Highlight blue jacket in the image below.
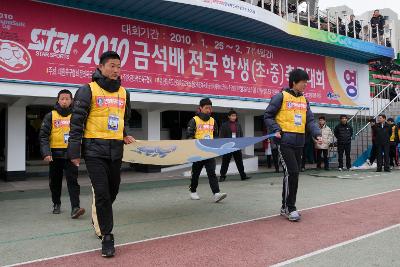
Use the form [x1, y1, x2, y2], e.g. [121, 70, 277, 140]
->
[264, 88, 321, 147]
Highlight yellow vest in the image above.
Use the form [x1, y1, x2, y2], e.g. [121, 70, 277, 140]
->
[84, 82, 126, 140]
[275, 91, 307, 133]
[194, 116, 215, 139]
[390, 125, 396, 142]
[50, 110, 71, 148]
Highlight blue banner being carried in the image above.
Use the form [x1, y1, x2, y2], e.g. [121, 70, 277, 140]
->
[123, 134, 275, 166]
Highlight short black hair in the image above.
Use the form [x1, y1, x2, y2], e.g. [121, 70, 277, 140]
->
[199, 98, 212, 107]
[378, 114, 386, 119]
[387, 118, 394, 122]
[339, 115, 348, 119]
[318, 116, 326, 120]
[228, 109, 237, 116]
[99, 51, 121, 65]
[57, 89, 72, 100]
[289, 69, 309, 88]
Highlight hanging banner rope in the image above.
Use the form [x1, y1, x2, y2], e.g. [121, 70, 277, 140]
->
[123, 134, 276, 166]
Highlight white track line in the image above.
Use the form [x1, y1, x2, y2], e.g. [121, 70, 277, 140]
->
[271, 224, 400, 267]
[6, 188, 400, 267]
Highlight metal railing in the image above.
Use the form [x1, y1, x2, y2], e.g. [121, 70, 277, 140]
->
[246, 0, 392, 47]
[326, 83, 396, 166]
[348, 84, 400, 164]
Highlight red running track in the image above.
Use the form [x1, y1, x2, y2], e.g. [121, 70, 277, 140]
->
[20, 190, 400, 267]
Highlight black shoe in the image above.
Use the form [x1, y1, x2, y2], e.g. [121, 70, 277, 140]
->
[301, 168, 305, 172]
[324, 168, 330, 171]
[101, 234, 115, 257]
[376, 169, 382, 172]
[384, 169, 391, 172]
[241, 176, 251, 181]
[219, 176, 226, 182]
[52, 204, 61, 214]
[71, 207, 85, 219]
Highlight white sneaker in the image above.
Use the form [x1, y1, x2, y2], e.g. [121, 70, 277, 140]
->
[338, 168, 343, 171]
[190, 192, 200, 200]
[366, 159, 371, 166]
[213, 192, 227, 203]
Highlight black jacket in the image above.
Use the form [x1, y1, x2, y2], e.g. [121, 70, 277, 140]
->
[370, 15, 385, 30]
[39, 103, 72, 159]
[372, 122, 392, 145]
[67, 69, 131, 161]
[263, 88, 321, 148]
[334, 123, 353, 145]
[348, 20, 362, 35]
[186, 112, 218, 139]
[219, 121, 243, 138]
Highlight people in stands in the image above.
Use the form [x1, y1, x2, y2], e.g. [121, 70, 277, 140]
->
[348, 15, 362, 39]
[371, 10, 385, 43]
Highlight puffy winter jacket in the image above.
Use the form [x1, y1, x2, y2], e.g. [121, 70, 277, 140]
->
[263, 88, 321, 148]
[334, 123, 353, 145]
[39, 103, 72, 159]
[315, 124, 333, 150]
[67, 69, 131, 161]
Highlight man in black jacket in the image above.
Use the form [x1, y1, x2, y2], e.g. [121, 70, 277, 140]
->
[334, 115, 353, 171]
[187, 98, 227, 203]
[372, 114, 391, 172]
[68, 51, 135, 257]
[348, 15, 362, 39]
[264, 69, 322, 222]
[219, 109, 250, 182]
[39, 89, 84, 218]
[370, 10, 385, 42]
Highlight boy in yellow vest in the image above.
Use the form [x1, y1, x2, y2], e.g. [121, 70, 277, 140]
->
[264, 69, 322, 222]
[68, 51, 135, 257]
[39, 89, 85, 218]
[387, 118, 399, 168]
[187, 98, 227, 202]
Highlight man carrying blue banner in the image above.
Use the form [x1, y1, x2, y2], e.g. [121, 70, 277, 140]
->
[264, 69, 322, 222]
[187, 98, 227, 203]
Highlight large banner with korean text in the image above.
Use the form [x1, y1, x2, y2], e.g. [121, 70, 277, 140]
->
[1, 0, 369, 107]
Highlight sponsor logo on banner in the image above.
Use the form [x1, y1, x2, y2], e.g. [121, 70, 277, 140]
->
[327, 91, 340, 99]
[0, 39, 32, 73]
[28, 27, 79, 59]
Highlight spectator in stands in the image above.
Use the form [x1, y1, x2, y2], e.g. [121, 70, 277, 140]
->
[387, 118, 399, 168]
[310, 16, 318, 29]
[372, 114, 391, 172]
[338, 18, 346, 35]
[315, 116, 333, 170]
[386, 38, 392, 47]
[348, 15, 361, 39]
[370, 10, 385, 43]
[334, 115, 353, 171]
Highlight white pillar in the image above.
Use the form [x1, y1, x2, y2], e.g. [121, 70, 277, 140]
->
[240, 114, 255, 156]
[143, 109, 161, 140]
[5, 102, 26, 180]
